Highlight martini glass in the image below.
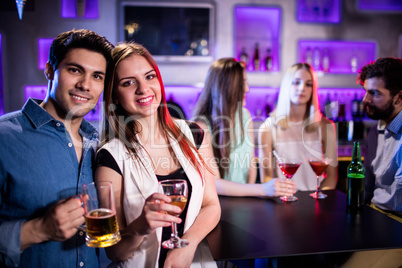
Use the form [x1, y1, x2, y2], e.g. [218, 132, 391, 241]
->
[273, 152, 302, 202]
[307, 157, 332, 199]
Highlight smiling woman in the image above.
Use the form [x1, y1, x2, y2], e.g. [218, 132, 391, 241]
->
[95, 42, 221, 268]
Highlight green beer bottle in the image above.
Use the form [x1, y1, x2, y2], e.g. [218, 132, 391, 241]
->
[347, 141, 365, 209]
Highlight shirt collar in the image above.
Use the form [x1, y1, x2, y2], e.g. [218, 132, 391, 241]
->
[22, 98, 54, 128]
[22, 97, 98, 139]
[378, 109, 402, 135]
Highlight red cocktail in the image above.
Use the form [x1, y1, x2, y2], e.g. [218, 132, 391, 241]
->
[276, 158, 302, 202]
[307, 157, 332, 199]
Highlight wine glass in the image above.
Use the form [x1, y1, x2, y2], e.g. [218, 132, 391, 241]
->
[307, 157, 332, 199]
[159, 179, 189, 249]
[273, 151, 302, 202]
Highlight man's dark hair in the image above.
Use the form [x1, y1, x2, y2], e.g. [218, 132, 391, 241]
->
[48, 29, 114, 70]
[357, 57, 402, 96]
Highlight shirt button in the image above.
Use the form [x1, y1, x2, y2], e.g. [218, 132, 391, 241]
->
[79, 231, 84, 236]
[56, 122, 61, 127]
[68, 143, 73, 147]
[79, 261, 84, 267]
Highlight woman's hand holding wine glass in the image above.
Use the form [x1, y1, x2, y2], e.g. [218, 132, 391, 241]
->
[159, 179, 189, 249]
[273, 151, 302, 202]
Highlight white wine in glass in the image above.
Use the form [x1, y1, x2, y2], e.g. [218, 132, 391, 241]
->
[160, 179, 189, 249]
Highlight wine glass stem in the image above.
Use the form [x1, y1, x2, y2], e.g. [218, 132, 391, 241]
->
[170, 222, 179, 240]
[316, 175, 320, 193]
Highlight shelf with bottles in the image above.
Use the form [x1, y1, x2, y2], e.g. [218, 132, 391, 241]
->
[234, 5, 281, 72]
[297, 0, 341, 24]
[298, 40, 377, 75]
[319, 88, 376, 142]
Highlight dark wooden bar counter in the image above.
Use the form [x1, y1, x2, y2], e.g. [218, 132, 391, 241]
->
[206, 190, 402, 261]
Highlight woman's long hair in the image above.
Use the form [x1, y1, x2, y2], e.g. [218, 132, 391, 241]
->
[101, 42, 204, 178]
[273, 63, 321, 132]
[193, 58, 246, 179]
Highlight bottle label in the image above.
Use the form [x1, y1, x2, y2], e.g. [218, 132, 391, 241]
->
[347, 173, 365, 208]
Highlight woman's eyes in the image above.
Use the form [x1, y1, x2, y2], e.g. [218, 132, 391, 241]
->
[292, 80, 313, 87]
[122, 80, 136, 87]
[146, 74, 156, 80]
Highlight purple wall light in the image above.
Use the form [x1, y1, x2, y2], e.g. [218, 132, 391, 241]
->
[38, 38, 52, 70]
[61, 0, 98, 19]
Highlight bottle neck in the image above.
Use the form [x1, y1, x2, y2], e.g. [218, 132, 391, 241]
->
[351, 142, 362, 163]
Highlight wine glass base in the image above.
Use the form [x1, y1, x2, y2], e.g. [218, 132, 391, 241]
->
[280, 195, 298, 202]
[162, 238, 189, 249]
[310, 191, 327, 199]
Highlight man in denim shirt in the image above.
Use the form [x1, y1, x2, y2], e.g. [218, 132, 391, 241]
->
[341, 57, 402, 267]
[0, 29, 113, 267]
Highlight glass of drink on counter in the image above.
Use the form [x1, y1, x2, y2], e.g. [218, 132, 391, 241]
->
[273, 151, 302, 202]
[81, 181, 121, 247]
[307, 157, 332, 199]
[160, 179, 189, 249]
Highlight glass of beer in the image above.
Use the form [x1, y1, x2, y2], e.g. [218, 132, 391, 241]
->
[81, 181, 121, 247]
[160, 179, 189, 249]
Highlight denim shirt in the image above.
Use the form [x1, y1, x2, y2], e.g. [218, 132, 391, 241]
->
[0, 98, 100, 267]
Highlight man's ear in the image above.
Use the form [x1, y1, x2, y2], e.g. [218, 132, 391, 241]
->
[44, 62, 54, 80]
[394, 92, 402, 105]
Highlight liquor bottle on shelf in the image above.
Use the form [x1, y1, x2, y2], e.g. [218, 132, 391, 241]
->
[313, 47, 321, 71]
[351, 93, 365, 140]
[337, 103, 348, 141]
[264, 95, 271, 118]
[305, 47, 313, 66]
[240, 47, 248, 66]
[322, 48, 330, 73]
[312, 0, 320, 17]
[264, 48, 272, 71]
[253, 43, 260, 71]
[351, 93, 360, 119]
[347, 141, 365, 210]
[350, 48, 358, 73]
[324, 93, 332, 119]
[329, 93, 339, 122]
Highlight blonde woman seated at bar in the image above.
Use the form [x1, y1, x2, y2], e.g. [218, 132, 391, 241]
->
[95, 42, 220, 268]
[193, 58, 296, 197]
[258, 63, 338, 191]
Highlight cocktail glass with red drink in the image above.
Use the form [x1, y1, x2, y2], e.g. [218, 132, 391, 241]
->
[307, 157, 332, 199]
[275, 155, 302, 202]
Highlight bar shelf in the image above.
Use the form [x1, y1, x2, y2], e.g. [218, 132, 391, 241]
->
[298, 40, 377, 74]
[234, 5, 281, 72]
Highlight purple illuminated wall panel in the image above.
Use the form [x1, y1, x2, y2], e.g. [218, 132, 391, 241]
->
[244, 87, 279, 119]
[25, 85, 47, 101]
[61, 0, 99, 19]
[38, 39, 52, 70]
[357, 0, 402, 11]
[297, 0, 341, 23]
[164, 86, 279, 120]
[164, 86, 202, 119]
[234, 6, 281, 72]
[0, 34, 3, 115]
[298, 40, 377, 74]
[24, 85, 102, 121]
